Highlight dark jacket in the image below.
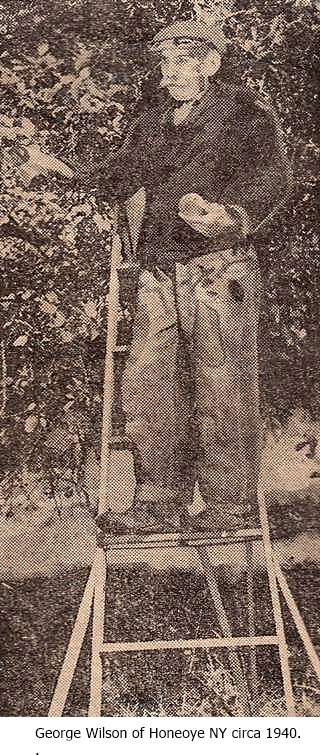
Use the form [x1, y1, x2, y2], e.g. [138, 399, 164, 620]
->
[101, 81, 292, 271]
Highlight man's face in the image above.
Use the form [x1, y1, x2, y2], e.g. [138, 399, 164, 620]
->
[159, 40, 214, 102]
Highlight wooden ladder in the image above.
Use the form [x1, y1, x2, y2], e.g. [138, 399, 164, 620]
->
[48, 223, 320, 718]
[89, 501, 296, 717]
[48, 489, 320, 717]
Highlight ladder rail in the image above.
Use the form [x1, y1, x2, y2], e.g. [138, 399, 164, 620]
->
[273, 555, 320, 683]
[88, 550, 107, 717]
[98, 209, 122, 517]
[258, 486, 296, 716]
[246, 539, 259, 710]
[102, 527, 262, 551]
[197, 545, 251, 714]
[48, 560, 95, 717]
[88, 206, 122, 715]
[100, 635, 279, 653]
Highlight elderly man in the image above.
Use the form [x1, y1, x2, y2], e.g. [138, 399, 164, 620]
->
[99, 20, 291, 535]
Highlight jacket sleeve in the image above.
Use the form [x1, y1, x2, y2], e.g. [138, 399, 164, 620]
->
[97, 115, 146, 202]
[149, 102, 292, 272]
[218, 102, 293, 234]
[175, 103, 292, 255]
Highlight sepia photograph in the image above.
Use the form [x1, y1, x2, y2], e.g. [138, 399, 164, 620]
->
[0, 0, 319, 719]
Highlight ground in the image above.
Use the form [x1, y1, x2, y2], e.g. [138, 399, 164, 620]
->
[0, 409, 319, 716]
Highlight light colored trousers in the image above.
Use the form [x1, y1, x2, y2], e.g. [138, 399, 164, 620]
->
[122, 247, 263, 513]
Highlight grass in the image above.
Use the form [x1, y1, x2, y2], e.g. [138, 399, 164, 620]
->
[1, 562, 319, 717]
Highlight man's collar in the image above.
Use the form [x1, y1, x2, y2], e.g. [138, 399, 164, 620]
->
[164, 79, 228, 129]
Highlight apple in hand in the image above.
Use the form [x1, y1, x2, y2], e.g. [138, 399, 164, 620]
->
[178, 193, 235, 238]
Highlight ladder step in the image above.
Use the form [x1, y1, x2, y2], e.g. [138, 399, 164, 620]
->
[113, 344, 130, 355]
[99, 634, 279, 654]
[108, 434, 133, 451]
[116, 262, 140, 272]
[102, 526, 263, 551]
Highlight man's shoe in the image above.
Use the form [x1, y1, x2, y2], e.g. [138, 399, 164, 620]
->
[96, 500, 183, 536]
[189, 504, 260, 533]
[152, 501, 185, 533]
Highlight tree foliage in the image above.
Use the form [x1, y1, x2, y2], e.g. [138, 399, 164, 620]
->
[0, 0, 319, 504]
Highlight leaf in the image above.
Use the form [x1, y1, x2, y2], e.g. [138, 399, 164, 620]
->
[54, 311, 66, 328]
[74, 45, 91, 72]
[241, 39, 254, 52]
[83, 300, 97, 319]
[78, 66, 90, 80]
[25, 145, 74, 178]
[63, 401, 75, 412]
[46, 291, 59, 304]
[69, 202, 92, 218]
[44, 54, 57, 68]
[112, 114, 123, 132]
[93, 212, 111, 232]
[0, 127, 16, 140]
[79, 93, 105, 113]
[37, 42, 49, 57]
[63, 400, 74, 412]
[20, 117, 35, 138]
[13, 334, 29, 347]
[40, 300, 57, 316]
[90, 327, 99, 341]
[97, 127, 109, 136]
[61, 330, 73, 343]
[24, 415, 38, 433]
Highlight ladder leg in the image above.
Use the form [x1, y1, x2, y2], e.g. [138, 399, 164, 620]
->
[258, 487, 296, 715]
[48, 561, 95, 716]
[246, 540, 259, 710]
[197, 545, 252, 715]
[88, 547, 107, 716]
[273, 555, 320, 683]
[87, 211, 122, 716]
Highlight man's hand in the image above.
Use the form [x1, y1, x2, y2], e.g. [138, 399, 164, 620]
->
[178, 193, 235, 238]
[21, 145, 74, 184]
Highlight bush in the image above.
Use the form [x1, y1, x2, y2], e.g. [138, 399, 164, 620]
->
[0, 0, 319, 503]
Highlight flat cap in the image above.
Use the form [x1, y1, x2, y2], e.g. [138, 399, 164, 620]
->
[152, 19, 227, 55]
